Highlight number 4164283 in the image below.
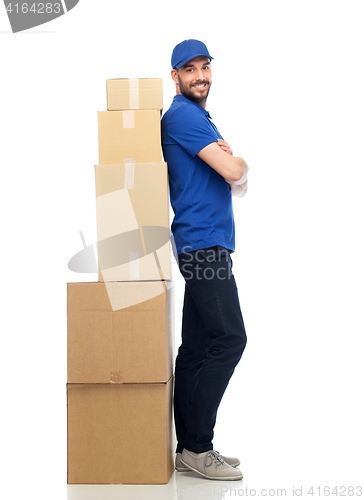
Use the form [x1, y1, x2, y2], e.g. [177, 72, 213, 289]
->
[6, 3, 62, 14]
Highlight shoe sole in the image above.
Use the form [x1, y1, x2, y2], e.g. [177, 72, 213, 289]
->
[176, 461, 240, 472]
[176, 466, 190, 472]
[180, 459, 243, 481]
[176, 462, 240, 472]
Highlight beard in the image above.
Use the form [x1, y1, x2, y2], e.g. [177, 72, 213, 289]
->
[177, 74, 211, 104]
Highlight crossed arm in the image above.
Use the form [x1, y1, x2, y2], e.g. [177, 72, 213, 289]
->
[197, 139, 249, 196]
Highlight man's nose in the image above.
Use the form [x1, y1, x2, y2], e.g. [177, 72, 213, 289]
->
[195, 69, 204, 80]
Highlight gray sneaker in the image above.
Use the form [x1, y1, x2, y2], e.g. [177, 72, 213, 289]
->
[176, 451, 240, 471]
[180, 449, 243, 481]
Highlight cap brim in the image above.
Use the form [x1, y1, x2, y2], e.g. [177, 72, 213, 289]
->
[175, 53, 213, 69]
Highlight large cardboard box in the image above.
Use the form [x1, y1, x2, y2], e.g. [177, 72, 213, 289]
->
[106, 78, 163, 111]
[98, 110, 162, 164]
[67, 281, 174, 384]
[67, 377, 175, 484]
[95, 162, 172, 282]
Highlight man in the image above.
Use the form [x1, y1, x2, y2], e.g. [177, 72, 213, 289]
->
[161, 39, 249, 481]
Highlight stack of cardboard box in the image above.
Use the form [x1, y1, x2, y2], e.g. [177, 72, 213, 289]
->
[67, 79, 175, 485]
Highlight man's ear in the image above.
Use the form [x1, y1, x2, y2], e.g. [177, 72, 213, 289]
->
[171, 69, 179, 84]
[171, 69, 180, 93]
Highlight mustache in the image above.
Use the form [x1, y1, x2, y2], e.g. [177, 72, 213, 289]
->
[191, 81, 210, 87]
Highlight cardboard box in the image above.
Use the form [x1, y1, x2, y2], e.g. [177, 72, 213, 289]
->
[95, 162, 172, 282]
[98, 110, 162, 164]
[67, 377, 175, 484]
[67, 281, 174, 384]
[106, 78, 163, 111]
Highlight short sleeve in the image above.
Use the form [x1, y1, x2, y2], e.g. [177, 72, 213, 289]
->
[168, 105, 219, 158]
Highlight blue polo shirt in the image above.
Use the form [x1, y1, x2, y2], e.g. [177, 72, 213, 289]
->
[161, 94, 235, 255]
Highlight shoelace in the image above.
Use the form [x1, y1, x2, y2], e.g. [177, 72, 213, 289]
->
[204, 450, 225, 468]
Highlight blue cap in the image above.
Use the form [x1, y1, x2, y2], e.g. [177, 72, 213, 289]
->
[171, 39, 213, 69]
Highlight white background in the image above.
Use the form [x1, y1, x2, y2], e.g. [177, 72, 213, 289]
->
[1, 1, 363, 499]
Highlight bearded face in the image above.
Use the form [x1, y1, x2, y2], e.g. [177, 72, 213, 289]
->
[173, 56, 212, 107]
[177, 72, 212, 104]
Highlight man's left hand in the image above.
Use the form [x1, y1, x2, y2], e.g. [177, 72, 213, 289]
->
[217, 139, 249, 197]
[217, 139, 233, 156]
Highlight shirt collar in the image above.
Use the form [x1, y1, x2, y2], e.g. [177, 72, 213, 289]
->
[173, 94, 212, 118]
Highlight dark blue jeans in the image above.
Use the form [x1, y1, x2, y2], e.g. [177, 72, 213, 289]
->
[174, 245, 247, 454]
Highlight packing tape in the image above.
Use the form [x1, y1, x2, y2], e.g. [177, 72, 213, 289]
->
[124, 161, 135, 189]
[122, 110, 135, 128]
[129, 252, 140, 280]
[110, 371, 122, 383]
[129, 79, 140, 109]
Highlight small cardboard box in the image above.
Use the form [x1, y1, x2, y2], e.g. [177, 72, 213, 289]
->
[95, 162, 172, 282]
[67, 377, 175, 484]
[98, 110, 162, 164]
[106, 78, 163, 111]
[67, 281, 174, 384]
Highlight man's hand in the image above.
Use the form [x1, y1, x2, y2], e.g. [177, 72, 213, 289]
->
[230, 180, 248, 198]
[217, 139, 233, 156]
[217, 138, 249, 197]
[197, 141, 248, 182]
